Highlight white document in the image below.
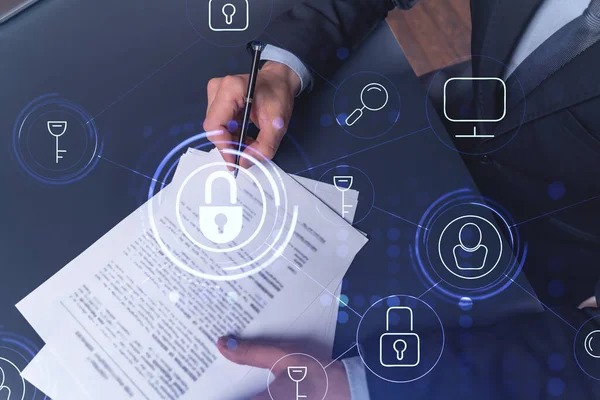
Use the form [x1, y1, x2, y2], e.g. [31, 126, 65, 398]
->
[19, 149, 365, 400]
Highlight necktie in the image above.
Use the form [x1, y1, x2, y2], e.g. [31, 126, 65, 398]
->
[511, 0, 600, 99]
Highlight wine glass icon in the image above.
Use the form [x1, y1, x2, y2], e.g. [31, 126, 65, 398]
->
[287, 366, 308, 400]
[333, 176, 354, 217]
[47, 121, 68, 164]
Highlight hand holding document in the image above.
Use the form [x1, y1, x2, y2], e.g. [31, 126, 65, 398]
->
[17, 149, 367, 400]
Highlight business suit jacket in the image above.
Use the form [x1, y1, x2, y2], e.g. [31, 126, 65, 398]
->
[263, 0, 600, 398]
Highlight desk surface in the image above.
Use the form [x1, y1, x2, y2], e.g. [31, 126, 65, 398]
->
[0, 0, 539, 395]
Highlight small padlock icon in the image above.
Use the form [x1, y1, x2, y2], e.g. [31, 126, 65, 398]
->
[208, 0, 249, 32]
[379, 306, 421, 367]
[199, 171, 243, 244]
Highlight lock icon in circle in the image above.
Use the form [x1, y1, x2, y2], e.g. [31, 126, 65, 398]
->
[209, 0, 249, 32]
[379, 306, 421, 367]
[199, 171, 243, 244]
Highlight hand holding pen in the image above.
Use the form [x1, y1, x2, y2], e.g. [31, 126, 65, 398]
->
[203, 42, 301, 171]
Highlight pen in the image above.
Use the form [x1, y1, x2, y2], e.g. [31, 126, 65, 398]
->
[234, 41, 266, 178]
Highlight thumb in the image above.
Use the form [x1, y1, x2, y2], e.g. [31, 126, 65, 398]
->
[217, 336, 288, 371]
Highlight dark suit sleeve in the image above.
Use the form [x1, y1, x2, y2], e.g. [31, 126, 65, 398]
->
[260, 0, 418, 79]
[363, 308, 600, 399]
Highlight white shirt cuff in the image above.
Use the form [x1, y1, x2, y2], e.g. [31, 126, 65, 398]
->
[260, 44, 314, 96]
[342, 356, 371, 400]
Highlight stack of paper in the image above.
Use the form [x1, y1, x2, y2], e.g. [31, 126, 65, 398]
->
[17, 148, 368, 400]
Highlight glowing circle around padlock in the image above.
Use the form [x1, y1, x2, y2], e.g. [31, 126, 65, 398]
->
[147, 135, 297, 281]
[152, 156, 297, 281]
[175, 152, 294, 275]
[176, 161, 268, 253]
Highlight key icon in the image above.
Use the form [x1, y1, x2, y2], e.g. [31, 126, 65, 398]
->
[47, 121, 67, 163]
[333, 176, 354, 217]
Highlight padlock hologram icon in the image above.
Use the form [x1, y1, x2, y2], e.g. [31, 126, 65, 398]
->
[209, 0, 249, 31]
[379, 306, 421, 367]
[199, 171, 243, 244]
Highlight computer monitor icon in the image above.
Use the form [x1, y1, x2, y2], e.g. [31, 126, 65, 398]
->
[443, 77, 506, 138]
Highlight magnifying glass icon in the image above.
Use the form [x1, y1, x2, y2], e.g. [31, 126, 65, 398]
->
[345, 82, 389, 126]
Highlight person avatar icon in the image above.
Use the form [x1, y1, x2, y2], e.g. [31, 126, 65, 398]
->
[452, 222, 488, 271]
[0, 366, 12, 400]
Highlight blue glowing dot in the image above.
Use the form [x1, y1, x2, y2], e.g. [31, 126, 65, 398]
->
[387, 228, 401, 241]
[336, 113, 349, 126]
[387, 245, 401, 258]
[547, 354, 565, 371]
[548, 181, 566, 200]
[320, 114, 333, 127]
[459, 315, 473, 328]
[183, 123, 194, 133]
[370, 295, 383, 307]
[388, 109, 399, 123]
[386, 297, 401, 307]
[547, 378, 565, 396]
[353, 295, 366, 308]
[143, 126, 153, 137]
[547, 280, 565, 298]
[336, 47, 350, 60]
[169, 125, 181, 136]
[227, 120, 239, 132]
[339, 294, 349, 307]
[226, 338, 238, 350]
[459, 297, 473, 311]
[337, 310, 349, 324]
[388, 262, 401, 275]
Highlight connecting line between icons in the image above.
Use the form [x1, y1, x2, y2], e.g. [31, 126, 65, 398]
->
[324, 343, 357, 369]
[263, 32, 340, 91]
[276, 251, 364, 318]
[85, 38, 203, 125]
[372, 206, 428, 230]
[294, 126, 432, 175]
[510, 193, 600, 228]
[97, 155, 167, 185]
[288, 260, 364, 319]
[417, 281, 441, 299]
[504, 274, 578, 332]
